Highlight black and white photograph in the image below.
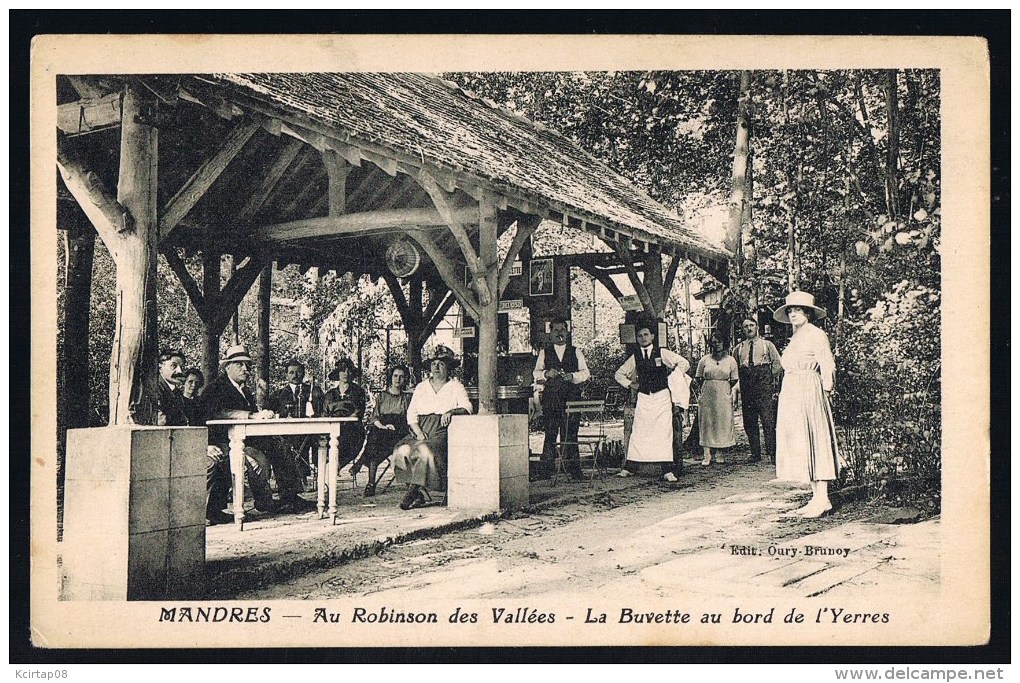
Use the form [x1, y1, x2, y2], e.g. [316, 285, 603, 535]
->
[28, 32, 991, 651]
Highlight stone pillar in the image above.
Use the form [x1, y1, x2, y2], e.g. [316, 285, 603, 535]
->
[446, 414, 529, 514]
[61, 426, 207, 600]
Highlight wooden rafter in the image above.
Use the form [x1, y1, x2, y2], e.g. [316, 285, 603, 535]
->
[663, 251, 684, 300]
[236, 137, 304, 223]
[211, 254, 267, 329]
[56, 141, 135, 247]
[256, 206, 477, 242]
[416, 169, 492, 307]
[57, 92, 123, 136]
[575, 261, 626, 302]
[607, 238, 654, 314]
[161, 118, 261, 241]
[407, 229, 479, 321]
[422, 291, 456, 337]
[161, 248, 207, 315]
[497, 214, 541, 295]
[322, 149, 350, 216]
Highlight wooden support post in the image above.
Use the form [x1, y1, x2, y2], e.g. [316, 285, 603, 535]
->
[322, 149, 350, 216]
[642, 249, 666, 317]
[201, 250, 221, 383]
[497, 214, 541, 295]
[61, 209, 96, 431]
[476, 196, 500, 415]
[258, 264, 272, 389]
[607, 238, 656, 317]
[109, 84, 160, 425]
[226, 256, 239, 345]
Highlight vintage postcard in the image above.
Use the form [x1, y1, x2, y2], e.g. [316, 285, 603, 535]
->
[30, 34, 990, 649]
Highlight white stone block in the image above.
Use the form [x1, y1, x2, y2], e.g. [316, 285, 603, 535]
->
[447, 415, 529, 514]
[63, 426, 207, 601]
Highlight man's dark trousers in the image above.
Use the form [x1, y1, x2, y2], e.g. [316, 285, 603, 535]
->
[740, 366, 776, 462]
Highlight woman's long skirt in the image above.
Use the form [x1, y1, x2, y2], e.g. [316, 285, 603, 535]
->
[393, 413, 448, 490]
[775, 371, 839, 483]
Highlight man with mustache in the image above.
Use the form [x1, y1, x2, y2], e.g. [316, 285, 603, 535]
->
[156, 349, 191, 426]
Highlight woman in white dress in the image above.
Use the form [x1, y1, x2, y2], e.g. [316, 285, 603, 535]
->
[693, 335, 739, 465]
[614, 319, 690, 482]
[392, 346, 472, 510]
[773, 291, 840, 517]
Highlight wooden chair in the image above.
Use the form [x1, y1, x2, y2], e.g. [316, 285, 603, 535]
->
[552, 399, 608, 486]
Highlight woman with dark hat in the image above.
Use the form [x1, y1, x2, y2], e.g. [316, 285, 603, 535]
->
[351, 364, 412, 497]
[393, 345, 472, 510]
[321, 357, 368, 470]
[773, 291, 840, 517]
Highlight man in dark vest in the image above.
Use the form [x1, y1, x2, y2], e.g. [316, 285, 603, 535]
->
[733, 318, 782, 464]
[532, 317, 590, 480]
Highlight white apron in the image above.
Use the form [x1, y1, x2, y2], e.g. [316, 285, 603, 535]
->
[627, 388, 674, 462]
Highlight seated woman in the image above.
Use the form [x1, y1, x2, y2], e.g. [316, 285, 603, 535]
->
[352, 364, 411, 497]
[321, 357, 368, 471]
[181, 367, 205, 426]
[393, 346, 472, 510]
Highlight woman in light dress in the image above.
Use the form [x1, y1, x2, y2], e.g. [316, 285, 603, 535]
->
[693, 335, 739, 465]
[773, 291, 840, 518]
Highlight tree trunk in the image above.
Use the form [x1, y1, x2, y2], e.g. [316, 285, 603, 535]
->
[725, 70, 752, 261]
[476, 197, 500, 415]
[109, 84, 159, 425]
[787, 161, 803, 292]
[884, 69, 901, 218]
[62, 214, 95, 431]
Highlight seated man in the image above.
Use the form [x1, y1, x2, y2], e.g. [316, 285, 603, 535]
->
[156, 349, 189, 427]
[200, 345, 311, 525]
[264, 358, 324, 483]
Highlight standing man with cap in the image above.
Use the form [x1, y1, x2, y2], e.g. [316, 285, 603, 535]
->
[733, 318, 782, 464]
[532, 317, 590, 480]
[156, 349, 190, 426]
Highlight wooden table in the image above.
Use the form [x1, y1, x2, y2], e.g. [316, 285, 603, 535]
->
[207, 417, 358, 529]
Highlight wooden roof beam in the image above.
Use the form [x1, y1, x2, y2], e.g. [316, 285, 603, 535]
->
[56, 140, 135, 247]
[235, 137, 304, 223]
[161, 118, 261, 242]
[416, 169, 492, 307]
[57, 92, 123, 137]
[406, 229, 480, 322]
[497, 213, 541, 296]
[255, 206, 477, 242]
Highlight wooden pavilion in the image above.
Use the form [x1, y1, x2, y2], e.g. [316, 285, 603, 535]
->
[56, 72, 729, 427]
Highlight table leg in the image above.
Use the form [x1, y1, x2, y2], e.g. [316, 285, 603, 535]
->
[228, 428, 246, 530]
[328, 430, 340, 523]
[316, 436, 327, 519]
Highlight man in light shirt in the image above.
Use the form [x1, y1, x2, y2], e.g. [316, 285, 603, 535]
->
[532, 318, 590, 480]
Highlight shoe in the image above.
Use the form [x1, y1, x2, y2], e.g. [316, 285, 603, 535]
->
[662, 472, 679, 483]
[716, 455, 726, 464]
[253, 498, 278, 514]
[701, 459, 711, 466]
[616, 469, 633, 478]
[400, 487, 422, 510]
[748, 455, 762, 464]
[206, 511, 233, 526]
[567, 470, 585, 481]
[363, 482, 377, 497]
[280, 495, 317, 513]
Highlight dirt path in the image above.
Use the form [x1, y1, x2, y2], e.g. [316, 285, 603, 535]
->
[232, 457, 883, 601]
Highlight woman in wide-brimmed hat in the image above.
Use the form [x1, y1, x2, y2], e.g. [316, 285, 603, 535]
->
[321, 357, 368, 470]
[773, 291, 840, 517]
[392, 345, 472, 510]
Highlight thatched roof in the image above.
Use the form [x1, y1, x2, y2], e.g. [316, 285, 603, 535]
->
[198, 72, 729, 276]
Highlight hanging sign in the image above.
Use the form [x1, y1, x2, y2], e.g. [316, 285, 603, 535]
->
[618, 294, 643, 311]
[509, 259, 523, 277]
[498, 299, 525, 312]
[454, 327, 476, 339]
